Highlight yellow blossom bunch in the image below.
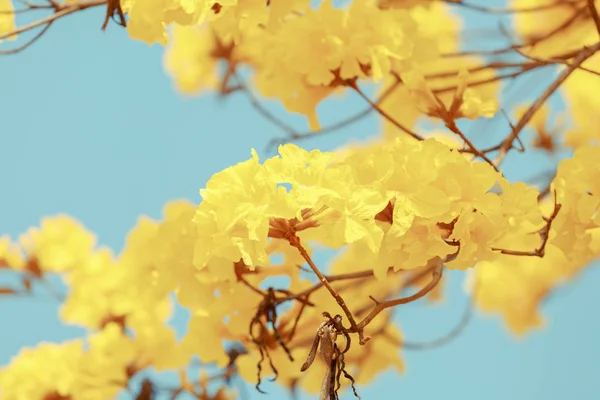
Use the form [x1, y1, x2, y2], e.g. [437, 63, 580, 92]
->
[0, 0, 16, 42]
[3, 140, 599, 398]
[3, 215, 97, 274]
[473, 144, 600, 334]
[162, 0, 451, 129]
[374, 0, 499, 134]
[191, 139, 543, 275]
[119, 0, 309, 46]
[0, 322, 208, 400]
[3, 0, 600, 399]
[163, 0, 502, 132]
[244, 0, 439, 129]
[0, 340, 84, 400]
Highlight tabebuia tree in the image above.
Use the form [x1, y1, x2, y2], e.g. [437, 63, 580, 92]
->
[1, 0, 599, 399]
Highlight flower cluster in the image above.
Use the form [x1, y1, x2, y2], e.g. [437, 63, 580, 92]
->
[2, 0, 600, 398]
[473, 144, 600, 334]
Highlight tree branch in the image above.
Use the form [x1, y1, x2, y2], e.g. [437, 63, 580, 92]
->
[588, 0, 600, 38]
[351, 260, 444, 342]
[0, 0, 107, 42]
[494, 42, 600, 167]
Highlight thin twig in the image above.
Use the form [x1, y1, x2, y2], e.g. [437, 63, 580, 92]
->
[512, 47, 600, 77]
[351, 261, 444, 342]
[432, 65, 541, 96]
[491, 192, 561, 257]
[494, 42, 600, 166]
[286, 233, 361, 340]
[0, 0, 107, 42]
[348, 81, 424, 142]
[399, 286, 476, 350]
[0, 4, 53, 15]
[284, 269, 376, 302]
[445, 120, 499, 171]
[443, 4, 586, 58]
[588, 0, 600, 39]
[230, 70, 297, 137]
[0, 22, 52, 55]
[266, 77, 403, 151]
[440, 0, 579, 14]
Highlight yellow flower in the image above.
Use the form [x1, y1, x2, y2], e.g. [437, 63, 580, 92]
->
[19, 215, 96, 273]
[164, 25, 222, 94]
[265, 144, 388, 252]
[473, 246, 566, 335]
[562, 52, 600, 148]
[514, 103, 562, 152]
[472, 145, 600, 335]
[72, 323, 137, 400]
[124, 0, 170, 46]
[402, 68, 497, 121]
[132, 319, 187, 370]
[194, 149, 296, 267]
[0, 340, 83, 400]
[379, 55, 499, 136]
[0, 236, 24, 270]
[511, 0, 598, 59]
[182, 315, 229, 367]
[244, 0, 435, 129]
[0, 0, 16, 42]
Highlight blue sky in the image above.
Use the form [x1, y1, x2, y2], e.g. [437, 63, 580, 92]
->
[1, 1, 599, 399]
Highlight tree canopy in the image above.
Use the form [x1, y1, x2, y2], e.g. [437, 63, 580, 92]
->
[1, 1, 599, 399]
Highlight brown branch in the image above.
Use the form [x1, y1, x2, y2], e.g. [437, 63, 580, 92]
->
[494, 42, 600, 166]
[424, 61, 537, 81]
[500, 109, 526, 151]
[245, 17, 588, 154]
[588, 0, 600, 39]
[512, 47, 600, 77]
[432, 65, 540, 96]
[378, 287, 475, 351]
[0, 287, 20, 295]
[491, 192, 561, 257]
[0, 266, 66, 301]
[0, 21, 52, 55]
[400, 292, 474, 350]
[238, 274, 267, 297]
[537, 184, 553, 201]
[286, 233, 361, 340]
[264, 55, 579, 152]
[287, 254, 457, 352]
[445, 120, 499, 172]
[351, 264, 437, 318]
[440, 0, 580, 14]
[443, 4, 587, 58]
[284, 269, 376, 302]
[230, 70, 298, 137]
[101, 0, 126, 30]
[0, 3, 53, 14]
[265, 107, 371, 152]
[347, 80, 424, 142]
[350, 261, 444, 342]
[459, 142, 503, 155]
[455, 110, 525, 157]
[266, 76, 403, 151]
[0, 0, 107, 42]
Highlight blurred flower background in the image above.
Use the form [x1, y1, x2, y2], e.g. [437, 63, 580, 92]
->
[1, 0, 599, 399]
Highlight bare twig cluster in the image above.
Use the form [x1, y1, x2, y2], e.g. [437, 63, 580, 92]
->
[0, 0, 122, 55]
